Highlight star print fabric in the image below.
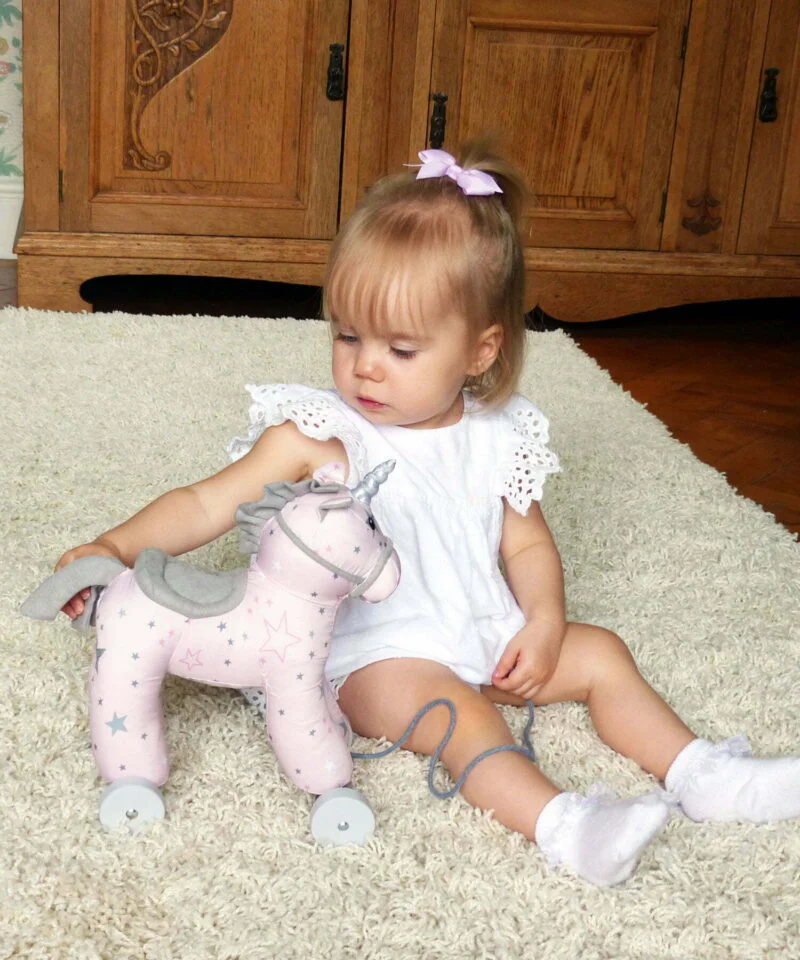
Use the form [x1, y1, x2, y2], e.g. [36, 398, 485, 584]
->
[89, 567, 353, 794]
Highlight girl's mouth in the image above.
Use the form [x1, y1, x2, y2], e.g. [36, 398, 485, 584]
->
[357, 396, 386, 411]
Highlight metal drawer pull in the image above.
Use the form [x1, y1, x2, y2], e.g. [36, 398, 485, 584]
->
[327, 43, 345, 101]
[758, 68, 779, 122]
[429, 92, 448, 148]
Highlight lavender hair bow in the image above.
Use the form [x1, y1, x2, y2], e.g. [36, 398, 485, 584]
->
[406, 149, 503, 196]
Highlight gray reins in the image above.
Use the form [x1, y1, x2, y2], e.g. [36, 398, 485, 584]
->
[273, 511, 395, 598]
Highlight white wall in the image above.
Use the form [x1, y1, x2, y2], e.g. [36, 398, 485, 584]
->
[0, 1, 23, 259]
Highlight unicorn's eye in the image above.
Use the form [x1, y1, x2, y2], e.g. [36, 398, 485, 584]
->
[366, 515, 376, 530]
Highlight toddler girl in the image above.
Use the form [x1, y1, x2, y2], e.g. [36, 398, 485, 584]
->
[58, 141, 800, 886]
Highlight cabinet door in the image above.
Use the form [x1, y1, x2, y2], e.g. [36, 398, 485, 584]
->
[61, 0, 349, 238]
[429, 0, 689, 250]
[738, 0, 800, 255]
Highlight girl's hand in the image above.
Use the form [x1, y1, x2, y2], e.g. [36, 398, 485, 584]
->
[492, 617, 566, 700]
[55, 540, 124, 620]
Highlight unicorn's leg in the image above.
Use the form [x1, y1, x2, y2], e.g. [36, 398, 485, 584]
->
[311, 679, 374, 845]
[264, 657, 353, 795]
[322, 678, 353, 747]
[89, 572, 180, 787]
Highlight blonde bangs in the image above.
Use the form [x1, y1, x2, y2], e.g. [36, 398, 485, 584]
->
[324, 199, 483, 339]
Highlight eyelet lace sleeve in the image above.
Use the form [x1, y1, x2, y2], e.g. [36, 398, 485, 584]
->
[499, 395, 561, 514]
[226, 383, 370, 483]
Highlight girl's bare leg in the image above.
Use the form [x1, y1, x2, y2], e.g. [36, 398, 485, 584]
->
[338, 657, 560, 840]
[485, 622, 697, 781]
[486, 623, 800, 827]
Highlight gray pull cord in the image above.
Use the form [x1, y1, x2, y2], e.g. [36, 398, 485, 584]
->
[351, 697, 536, 800]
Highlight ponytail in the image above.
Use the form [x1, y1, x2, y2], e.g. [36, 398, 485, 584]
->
[457, 133, 528, 229]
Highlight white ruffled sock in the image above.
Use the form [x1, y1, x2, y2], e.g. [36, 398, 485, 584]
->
[534, 785, 673, 887]
[665, 736, 800, 823]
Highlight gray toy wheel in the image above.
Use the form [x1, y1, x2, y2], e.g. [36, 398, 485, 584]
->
[310, 786, 375, 846]
[99, 777, 165, 832]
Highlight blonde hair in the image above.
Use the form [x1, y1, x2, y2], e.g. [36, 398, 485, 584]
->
[322, 136, 527, 407]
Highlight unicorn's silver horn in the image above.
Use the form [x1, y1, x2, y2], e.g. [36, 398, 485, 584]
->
[352, 460, 396, 505]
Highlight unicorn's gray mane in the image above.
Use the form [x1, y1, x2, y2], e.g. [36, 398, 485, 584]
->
[235, 479, 350, 555]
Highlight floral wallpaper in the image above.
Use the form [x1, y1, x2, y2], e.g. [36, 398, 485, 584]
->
[0, 0, 22, 178]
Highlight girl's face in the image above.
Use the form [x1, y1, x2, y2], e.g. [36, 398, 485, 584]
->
[331, 302, 501, 430]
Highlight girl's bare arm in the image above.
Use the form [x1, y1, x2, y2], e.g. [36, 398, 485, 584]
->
[491, 500, 567, 697]
[56, 421, 347, 615]
[499, 500, 565, 625]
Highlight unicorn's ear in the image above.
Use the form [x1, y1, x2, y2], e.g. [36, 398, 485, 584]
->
[312, 462, 348, 485]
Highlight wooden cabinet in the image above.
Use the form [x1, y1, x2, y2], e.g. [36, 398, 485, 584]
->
[16, 0, 800, 319]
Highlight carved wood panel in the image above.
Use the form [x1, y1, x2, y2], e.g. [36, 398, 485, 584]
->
[430, 0, 690, 251]
[126, 0, 234, 172]
[73, 0, 349, 238]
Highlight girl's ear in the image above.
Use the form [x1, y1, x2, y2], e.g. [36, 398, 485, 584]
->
[467, 324, 503, 376]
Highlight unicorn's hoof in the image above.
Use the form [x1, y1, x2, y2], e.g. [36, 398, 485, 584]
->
[310, 786, 375, 846]
[99, 777, 165, 832]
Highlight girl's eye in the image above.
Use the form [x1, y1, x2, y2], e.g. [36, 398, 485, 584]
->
[335, 333, 359, 345]
[391, 347, 417, 360]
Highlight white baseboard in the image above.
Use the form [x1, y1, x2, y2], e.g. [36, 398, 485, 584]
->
[0, 177, 23, 259]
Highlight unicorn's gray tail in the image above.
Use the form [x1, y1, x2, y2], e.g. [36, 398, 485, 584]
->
[20, 555, 127, 637]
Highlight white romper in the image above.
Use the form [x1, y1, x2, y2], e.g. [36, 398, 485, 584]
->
[228, 384, 560, 688]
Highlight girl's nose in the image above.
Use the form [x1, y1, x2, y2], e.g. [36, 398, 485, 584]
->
[354, 347, 383, 381]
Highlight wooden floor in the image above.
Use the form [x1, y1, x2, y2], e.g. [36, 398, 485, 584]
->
[5, 262, 797, 536]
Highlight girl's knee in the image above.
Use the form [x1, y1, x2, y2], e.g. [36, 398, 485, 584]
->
[339, 658, 466, 741]
[407, 686, 513, 765]
[533, 623, 640, 705]
[580, 624, 638, 680]
[341, 658, 511, 759]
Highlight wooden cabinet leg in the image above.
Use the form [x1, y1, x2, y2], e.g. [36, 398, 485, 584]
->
[14, 252, 327, 313]
[16, 255, 94, 312]
[526, 271, 800, 322]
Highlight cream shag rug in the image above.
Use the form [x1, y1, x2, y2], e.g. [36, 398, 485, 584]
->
[2, 307, 799, 960]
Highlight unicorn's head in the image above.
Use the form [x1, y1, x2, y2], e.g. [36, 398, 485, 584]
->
[235, 461, 401, 604]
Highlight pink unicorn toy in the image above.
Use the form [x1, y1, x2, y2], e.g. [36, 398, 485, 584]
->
[22, 461, 401, 843]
